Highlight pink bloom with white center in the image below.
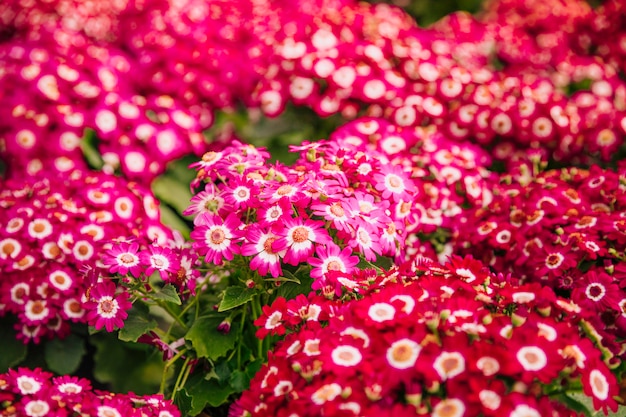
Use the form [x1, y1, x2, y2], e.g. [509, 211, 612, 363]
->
[349, 224, 381, 262]
[84, 281, 131, 332]
[140, 245, 180, 281]
[373, 164, 415, 202]
[308, 243, 360, 282]
[190, 213, 241, 265]
[102, 241, 143, 277]
[273, 217, 334, 266]
[240, 225, 285, 278]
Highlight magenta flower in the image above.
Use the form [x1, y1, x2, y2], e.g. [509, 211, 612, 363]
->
[140, 245, 180, 281]
[102, 241, 143, 277]
[308, 242, 360, 283]
[190, 213, 241, 265]
[84, 281, 132, 332]
[240, 225, 285, 278]
[273, 216, 334, 266]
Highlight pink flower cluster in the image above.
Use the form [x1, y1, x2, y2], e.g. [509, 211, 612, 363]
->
[0, 367, 179, 417]
[186, 117, 493, 285]
[3, 0, 626, 182]
[235, 257, 619, 417]
[453, 164, 626, 360]
[255, 2, 626, 166]
[0, 169, 170, 343]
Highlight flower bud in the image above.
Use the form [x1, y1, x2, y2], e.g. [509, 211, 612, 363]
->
[217, 318, 231, 334]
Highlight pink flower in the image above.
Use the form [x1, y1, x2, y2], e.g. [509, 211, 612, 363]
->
[240, 225, 285, 278]
[373, 164, 415, 203]
[273, 217, 333, 266]
[140, 245, 180, 281]
[308, 243, 359, 283]
[102, 241, 143, 277]
[190, 213, 241, 265]
[84, 281, 131, 332]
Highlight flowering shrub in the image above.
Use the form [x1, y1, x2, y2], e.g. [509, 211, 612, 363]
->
[235, 257, 620, 416]
[0, 169, 170, 343]
[0, 367, 179, 417]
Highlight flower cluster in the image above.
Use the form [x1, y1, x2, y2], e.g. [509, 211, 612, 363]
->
[187, 117, 494, 287]
[454, 164, 626, 359]
[235, 257, 619, 417]
[253, 2, 626, 166]
[3, 0, 626, 183]
[0, 367, 180, 417]
[0, 169, 170, 343]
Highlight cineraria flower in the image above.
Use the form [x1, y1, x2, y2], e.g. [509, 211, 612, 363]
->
[240, 225, 285, 278]
[0, 170, 170, 343]
[140, 245, 181, 281]
[0, 367, 180, 416]
[84, 280, 132, 332]
[308, 243, 360, 284]
[273, 217, 333, 266]
[190, 213, 242, 266]
[102, 241, 143, 277]
[237, 258, 620, 417]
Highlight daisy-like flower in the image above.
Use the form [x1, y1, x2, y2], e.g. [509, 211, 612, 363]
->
[223, 177, 260, 210]
[84, 281, 132, 332]
[102, 241, 143, 277]
[273, 216, 333, 266]
[190, 213, 241, 265]
[240, 225, 285, 278]
[140, 245, 180, 281]
[308, 243, 360, 282]
[373, 164, 415, 202]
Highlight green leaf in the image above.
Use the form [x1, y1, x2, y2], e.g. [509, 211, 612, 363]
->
[80, 128, 104, 170]
[153, 284, 182, 305]
[276, 275, 314, 300]
[229, 369, 249, 393]
[185, 372, 236, 412]
[173, 387, 194, 417]
[152, 174, 194, 216]
[185, 317, 237, 360]
[44, 334, 86, 374]
[159, 204, 191, 239]
[555, 393, 592, 417]
[0, 318, 28, 372]
[219, 286, 256, 312]
[118, 303, 158, 342]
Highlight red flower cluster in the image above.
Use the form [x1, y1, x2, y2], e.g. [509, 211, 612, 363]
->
[187, 117, 493, 286]
[454, 164, 626, 360]
[0, 169, 170, 343]
[236, 257, 619, 417]
[0, 367, 179, 417]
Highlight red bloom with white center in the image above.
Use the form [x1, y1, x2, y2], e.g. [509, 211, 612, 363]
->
[273, 217, 333, 266]
[240, 225, 285, 278]
[572, 270, 621, 313]
[190, 213, 241, 265]
[84, 281, 132, 332]
[102, 241, 143, 277]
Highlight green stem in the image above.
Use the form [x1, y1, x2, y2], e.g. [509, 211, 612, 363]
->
[237, 306, 247, 368]
[171, 356, 192, 402]
[251, 296, 263, 359]
[159, 348, 188, 395]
